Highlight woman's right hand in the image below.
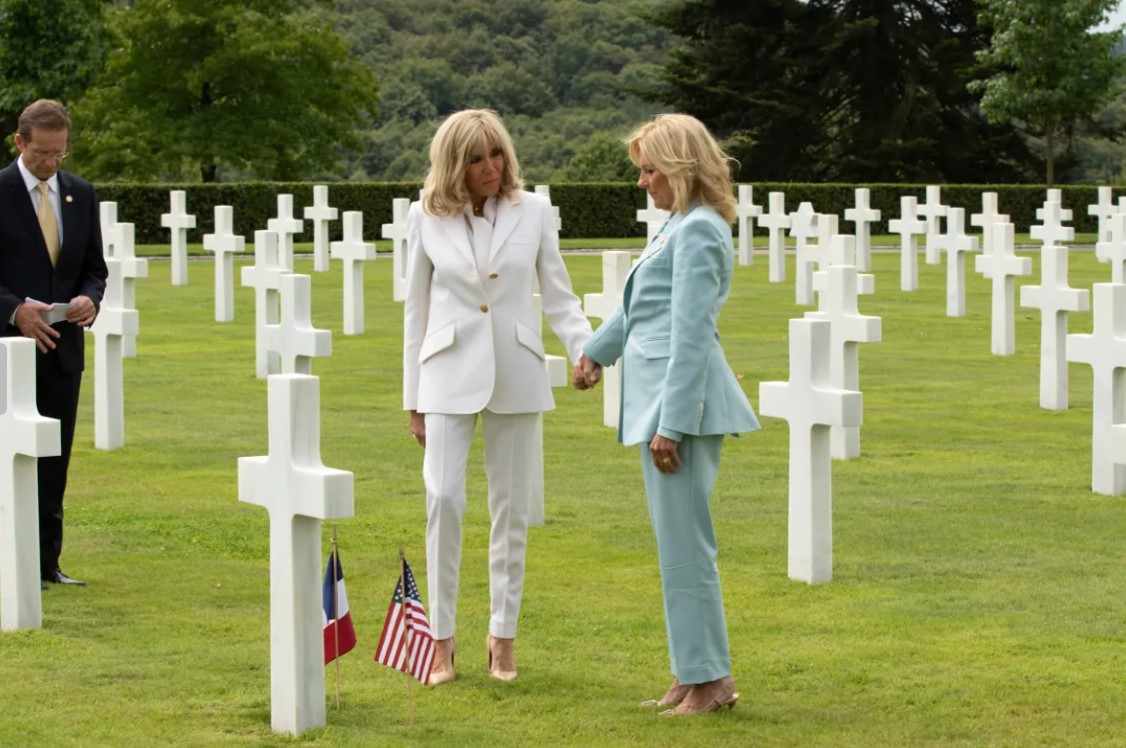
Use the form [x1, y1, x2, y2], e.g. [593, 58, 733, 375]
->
[409, 411, 426, 448]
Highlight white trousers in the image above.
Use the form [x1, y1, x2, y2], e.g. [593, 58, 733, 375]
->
[423, 410, 538, 640]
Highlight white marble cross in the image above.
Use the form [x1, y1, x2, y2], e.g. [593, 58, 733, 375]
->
[0, 338, 60, 632]
[203, 206, 245, 323]
[810, 213, 838, 276]
[263, 274, 332, 375]
[1089, 186, 1115, 258]
[89, 250, 147, 450]
[918, 185, 948, 265]
[111, 223, 145, 358]
[1066, 283, 1126, 495]
[941, 207, 979, 318]
[974, 222, 1031, 355]
[267, 194, 304, 271]
[736, 184, 762, 266]
[759, 191, 790, 283]
[238, 373, 354, 734]
[812, 233, 874, 308]
[303, 185, 338, 273]
[789, 202, 819, 305]
[161, 190, 196, 286]
[1096, 212, 1126, 283]
[99, 201, 117, 258]
[759, 318, 863, 584]
[241, 231, 285, 379]
[844, 188, 880, 272]
[1019, 237, 1089, 410]
[1034, 197, 1073, 250]
[970, 192, 1007, 258]
[535, 185, 562, 231]
[637, 193, 670, 244]
[806, 235, 881, 460]
[888, 196, 926, 292]
[1044, 189, 1072, 221]
[382, 198, 411, 303]
[528, 276, 570, 528]
[330, 211, 376, 335]
[584, 251, 631, 428]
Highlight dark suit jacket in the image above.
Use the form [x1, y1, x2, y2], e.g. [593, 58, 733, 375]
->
[0, 159, 107, 373]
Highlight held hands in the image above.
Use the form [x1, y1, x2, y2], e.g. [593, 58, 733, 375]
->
[571, 353, 602, 391]
[649, 434, 681, 475]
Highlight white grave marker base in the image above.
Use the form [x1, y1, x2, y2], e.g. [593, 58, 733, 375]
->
[0, 338, 61, 632]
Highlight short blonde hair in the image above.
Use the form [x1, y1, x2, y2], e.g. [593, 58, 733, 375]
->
[422, 109, 524, 217]
[626, 113, 737, 223]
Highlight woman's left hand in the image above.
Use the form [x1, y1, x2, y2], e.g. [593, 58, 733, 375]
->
[649, 434, 681, 475]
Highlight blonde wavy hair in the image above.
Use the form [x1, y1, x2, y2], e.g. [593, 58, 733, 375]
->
[626, 113, 737, 223]
[422, 109, 524, 217]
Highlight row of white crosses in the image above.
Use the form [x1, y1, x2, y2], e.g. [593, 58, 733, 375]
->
[738, 187, 882, 280]
[1067, 196, 1126, 495]
[894, 186, 1126, 499]
[93, 206, 149, 450]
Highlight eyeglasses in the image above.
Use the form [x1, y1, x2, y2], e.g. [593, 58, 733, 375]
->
[30, 150, 68, 161]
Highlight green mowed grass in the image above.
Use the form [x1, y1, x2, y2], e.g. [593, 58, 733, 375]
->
[1, 246, 1123, 746]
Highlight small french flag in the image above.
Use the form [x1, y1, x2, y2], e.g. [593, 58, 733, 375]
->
[322, 549, 357, 664]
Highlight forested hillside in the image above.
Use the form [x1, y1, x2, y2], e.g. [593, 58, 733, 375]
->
[332, 0, 669, 182]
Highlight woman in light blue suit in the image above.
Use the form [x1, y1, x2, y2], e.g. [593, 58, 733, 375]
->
[576, 113, 760, 715]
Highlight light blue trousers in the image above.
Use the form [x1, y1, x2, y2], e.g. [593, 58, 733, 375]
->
[639, 434, 731, 684]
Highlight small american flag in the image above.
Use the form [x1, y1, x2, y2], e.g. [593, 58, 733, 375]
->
[374, 558, 435, 684]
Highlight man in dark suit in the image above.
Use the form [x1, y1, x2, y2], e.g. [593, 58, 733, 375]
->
[0, 99, 107, 587]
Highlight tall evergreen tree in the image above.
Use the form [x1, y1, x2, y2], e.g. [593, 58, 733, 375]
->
[648, 0, 1037, 182]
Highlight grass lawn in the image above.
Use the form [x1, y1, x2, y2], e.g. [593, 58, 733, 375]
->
[1, 244, 1123, 747]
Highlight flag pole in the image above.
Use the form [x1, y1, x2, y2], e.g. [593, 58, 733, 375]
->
[399, 540, 414, 728]
[332, 526, 342, 712]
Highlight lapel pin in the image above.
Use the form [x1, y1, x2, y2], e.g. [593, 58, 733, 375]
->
[65, 195, 73, 203]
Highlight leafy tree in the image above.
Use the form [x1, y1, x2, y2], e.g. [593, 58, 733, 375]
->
[561, 131, 637, 181]
[333, 0, 669, 181]
[0, 0, 108, 152]
[972, 0, 1125, 185]
[73, 0, 378, 182]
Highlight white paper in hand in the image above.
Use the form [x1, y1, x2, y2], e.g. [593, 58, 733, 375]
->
[27, 298, 71, 325]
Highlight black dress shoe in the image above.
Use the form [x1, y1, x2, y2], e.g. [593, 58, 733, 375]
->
[44, 569, 86, 586]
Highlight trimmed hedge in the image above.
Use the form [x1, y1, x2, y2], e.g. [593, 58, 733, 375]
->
[93, 180, 1114, 244]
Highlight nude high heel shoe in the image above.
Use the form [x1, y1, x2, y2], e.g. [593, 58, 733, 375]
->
[486, 634, 517, 682]
[641, 677, 690, 708]
[428, 636, 457, 686]
[660, 676, 739, 716]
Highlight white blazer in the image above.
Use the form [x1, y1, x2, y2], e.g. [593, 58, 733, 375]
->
[403, 190, 591, 415]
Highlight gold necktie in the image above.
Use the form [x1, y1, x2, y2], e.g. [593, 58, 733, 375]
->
[37, 181, 60, 266]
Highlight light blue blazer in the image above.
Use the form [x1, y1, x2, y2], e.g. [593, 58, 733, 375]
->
[584, 203, 761, 446]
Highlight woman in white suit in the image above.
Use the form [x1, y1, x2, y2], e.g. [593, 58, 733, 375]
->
[577, 114, 760, 715]
[403, 109, 592, 685]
